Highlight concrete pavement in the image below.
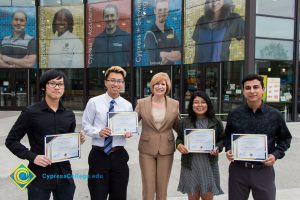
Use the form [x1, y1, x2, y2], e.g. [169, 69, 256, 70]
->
[0, 111, 299, 200]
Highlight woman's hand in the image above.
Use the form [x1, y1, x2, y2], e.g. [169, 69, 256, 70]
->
[209, 147, 219, 156]
[177, 144, 189, 154]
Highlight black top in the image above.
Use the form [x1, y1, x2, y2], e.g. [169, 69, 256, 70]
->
[224, 103, 292, 160]
[5, 100, 76, 188]
[144, 23, 180, 65]
[90, 26, 131, 67]
[0, 32, 36, 59]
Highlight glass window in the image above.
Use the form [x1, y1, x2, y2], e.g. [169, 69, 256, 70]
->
[133, 0, 182, 67]
[256, 0, 294, 18]
[40, 0, 83, 6]
[88, 67, 132, 102]
[0, 0, 11, 6]
[256, 16, 294, 40]
[183, 63, 221, 113]
[184, 0, 246, 64]
[13, 0, 35, 6]
[255, 39, 293, 60]
[40, 68, 85, 110]
[38, 6, 84, 68]
[221, 61, 244, 120]
[0, 7, 37, 68]
[87, 0, 132, 68]
[256, 60, 293, 121]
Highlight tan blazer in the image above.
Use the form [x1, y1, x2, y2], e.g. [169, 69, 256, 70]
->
[135, 96, 180, 156]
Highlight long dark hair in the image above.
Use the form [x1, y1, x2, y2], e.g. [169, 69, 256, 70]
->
[204, 0, 235, 26]
[188, 91, 215, 128]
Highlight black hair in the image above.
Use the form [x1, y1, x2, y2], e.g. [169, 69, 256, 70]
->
[40, 69, 68, 96]
[242, 74, 264, 89]
[52, 8, 74, 34]
[204, 0, 235, 26]
[103, 4, 119, 18]
[12, 10, 27, 22]
[188, 90, 215, 128]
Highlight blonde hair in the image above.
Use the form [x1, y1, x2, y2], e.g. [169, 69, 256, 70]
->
[105, 66, 127, 79]
[150, 72, 171, 95]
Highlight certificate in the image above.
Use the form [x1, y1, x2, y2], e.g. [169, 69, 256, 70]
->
[231, 134, 268, 161]
[184, 129, 215, 153]
[44, 133, 81, 163]
[108, 112, 138, 135]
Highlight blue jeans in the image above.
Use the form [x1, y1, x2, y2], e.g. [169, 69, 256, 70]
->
[27, 183, 75, 200]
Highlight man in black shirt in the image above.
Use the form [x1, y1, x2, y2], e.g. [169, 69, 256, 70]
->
[0, 10, 36, 68]
[144, 0, 181, 66]
[6, 69, 85, 200]
[90, 4, 131, 68]
[224, 74, 292, 200]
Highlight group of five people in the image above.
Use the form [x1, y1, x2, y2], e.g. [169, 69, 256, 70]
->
[6, 66, 292, 200]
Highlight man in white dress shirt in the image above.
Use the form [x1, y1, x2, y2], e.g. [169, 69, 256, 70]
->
[82, 66, 132, 200]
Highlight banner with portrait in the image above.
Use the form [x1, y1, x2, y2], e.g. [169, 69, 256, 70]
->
[133, 0, 182, 67]
[39, 5, 84, 68]
[86, 0, 132, 68]
[0, 7, 37, 68]
[184, 0, 245, 64]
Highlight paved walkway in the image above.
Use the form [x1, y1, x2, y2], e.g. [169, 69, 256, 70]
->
[0, 111, 299, 199]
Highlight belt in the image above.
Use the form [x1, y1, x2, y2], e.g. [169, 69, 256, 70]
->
[92, 145, 124, 153]
[234, 161, 266, 169]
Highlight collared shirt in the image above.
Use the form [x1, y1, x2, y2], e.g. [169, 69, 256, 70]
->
[48, 30, 84, 68]
[82, 92, 133, 147]
[90, 26, 131, 67]
[0, 32, 36, 58]
[5, 100, 76, 188]
[224, 103, 292, 159]
[144, 23, 180, 65]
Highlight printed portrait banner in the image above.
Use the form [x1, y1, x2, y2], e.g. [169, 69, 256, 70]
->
[133, 0, 182, 67]
[39, 5, 84, 68]
[86, 0, 132, 68]
[0, 7, 37, 68]
[184, 0, 245, 64]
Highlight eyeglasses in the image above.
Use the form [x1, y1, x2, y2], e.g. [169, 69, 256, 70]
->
[106, 79, 125, 84]
[47, 82, 65, 88]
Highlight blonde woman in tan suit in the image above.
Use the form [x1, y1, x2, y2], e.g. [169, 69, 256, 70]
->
[135, 72, 180, 200]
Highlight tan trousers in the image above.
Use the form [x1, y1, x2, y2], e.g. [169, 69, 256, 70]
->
[139, 152, 174, 200]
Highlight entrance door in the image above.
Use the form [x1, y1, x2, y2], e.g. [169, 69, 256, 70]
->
[0, 70, 28, 110]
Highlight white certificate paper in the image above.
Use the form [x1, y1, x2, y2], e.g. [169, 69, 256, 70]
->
[232, 134, 268, 161]
[44, 133, 81, 163]
[184, 129, 215, 153]
[108, 112, 138, 135]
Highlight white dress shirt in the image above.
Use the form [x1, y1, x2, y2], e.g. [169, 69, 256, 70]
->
[48, 30, 84, 68]
[82, 92, 133, 147]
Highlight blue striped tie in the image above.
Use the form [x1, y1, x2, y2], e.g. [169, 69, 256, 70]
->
[104, 100, 115, 154]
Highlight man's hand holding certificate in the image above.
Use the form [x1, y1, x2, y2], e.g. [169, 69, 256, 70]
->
[184, 129, 215, 153]
[231, 134, 268, 161]
[45, 133, 81, 163]
[108, 112, 138, 135]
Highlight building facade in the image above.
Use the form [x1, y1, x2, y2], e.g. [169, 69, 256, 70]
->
[0, 0, 299, 121]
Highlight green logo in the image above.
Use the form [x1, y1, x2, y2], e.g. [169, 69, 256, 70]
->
[8, 162, 36, 190]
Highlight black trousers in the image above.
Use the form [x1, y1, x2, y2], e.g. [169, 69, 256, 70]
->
[27, 182, 75, 200]
[229, 162, 276, 200]
[88, 147, 129, 200]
